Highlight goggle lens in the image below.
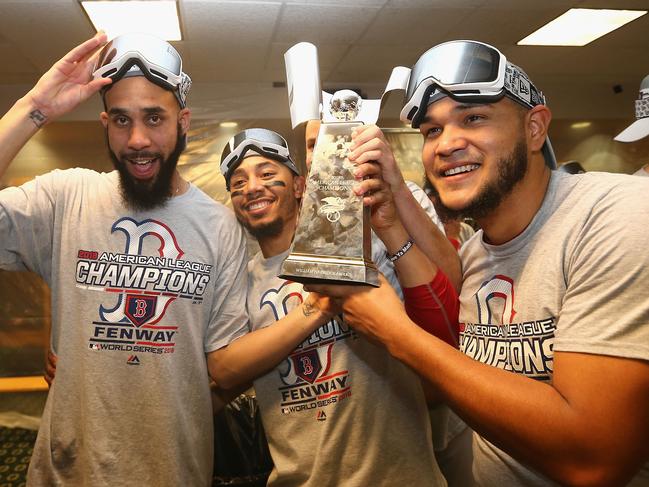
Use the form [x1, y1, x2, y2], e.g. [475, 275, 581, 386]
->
[407, 41, 502, 101]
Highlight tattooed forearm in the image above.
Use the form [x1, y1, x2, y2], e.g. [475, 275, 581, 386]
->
[302, 299, 318, 317]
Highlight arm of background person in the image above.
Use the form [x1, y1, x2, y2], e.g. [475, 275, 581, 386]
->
[348, 124, 461, 290]
[207, 292, 340, 391]
[0, 33, 109, 180]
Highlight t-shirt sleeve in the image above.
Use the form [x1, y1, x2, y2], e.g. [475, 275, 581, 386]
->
[0, 171, 60, 280]
[204, 215, 250, 353]
[405, 180, 444, 233]
[554, 183, 649, 361]
[403, 269, 460, 347]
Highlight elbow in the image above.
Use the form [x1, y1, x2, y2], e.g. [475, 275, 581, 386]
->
[207, 355, 238, 391]
[550, 461, 640, 487]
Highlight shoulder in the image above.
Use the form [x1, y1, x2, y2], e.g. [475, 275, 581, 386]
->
[567, 172, 649, 215]
[32, 167, 110, 185]
[186, 186, 240, 224]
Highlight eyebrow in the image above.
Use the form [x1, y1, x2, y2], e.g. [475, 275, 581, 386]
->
[421, 102, 493, 124]
[231, 161, 280, 178]
[107, 106, 168, 116]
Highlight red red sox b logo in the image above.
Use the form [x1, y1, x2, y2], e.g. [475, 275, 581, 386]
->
[124, 294, 157, 327]
[100, 217, 183, 325]
[290, 348, 322, 384]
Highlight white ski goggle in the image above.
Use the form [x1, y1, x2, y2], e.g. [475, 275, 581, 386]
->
[220, 128, 299, 191]
[93, 33, 191, 108]
[401, 40, 545, 128]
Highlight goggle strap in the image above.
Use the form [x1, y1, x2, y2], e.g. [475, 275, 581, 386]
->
[635, 97, 649, 120]
[96, 57, 191, 107]
[504, 64, 545, 108]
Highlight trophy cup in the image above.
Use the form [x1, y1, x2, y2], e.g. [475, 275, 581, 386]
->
[279, 43, 384, 286]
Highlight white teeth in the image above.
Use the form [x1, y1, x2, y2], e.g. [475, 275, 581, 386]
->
[130, 159, 154, 165]
[445, 164, 479, 176]
[248, 201, 270, 211]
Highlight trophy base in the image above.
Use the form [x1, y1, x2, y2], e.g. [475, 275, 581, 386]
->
[279, 253, 379, 287]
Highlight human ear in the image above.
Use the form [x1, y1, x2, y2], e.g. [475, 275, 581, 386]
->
[178, 108, 191, 134]
[294, 175, 306, 198]
[527, 105, 552, 152]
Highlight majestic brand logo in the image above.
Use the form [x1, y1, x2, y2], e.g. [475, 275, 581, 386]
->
[127, 355, 141, 365]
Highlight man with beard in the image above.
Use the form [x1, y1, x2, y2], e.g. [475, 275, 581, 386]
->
[0, 33, 251, 486]
[313, 40, 649, 486]
[215, 128, 459, 486]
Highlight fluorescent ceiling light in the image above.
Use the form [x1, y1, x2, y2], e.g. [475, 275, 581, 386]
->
[81, 1, 181, 41]
[518, 8, 646, 46]
[219, 122, 239, 128]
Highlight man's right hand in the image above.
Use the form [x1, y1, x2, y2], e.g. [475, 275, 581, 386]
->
[25, 32, 112, 126]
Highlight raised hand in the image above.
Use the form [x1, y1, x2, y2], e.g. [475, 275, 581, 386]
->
[347, 125, 402, 233]
[349, 125, 406, 194]
[25, 32, 112, 126]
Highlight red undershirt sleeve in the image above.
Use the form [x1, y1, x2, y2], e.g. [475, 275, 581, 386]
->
[403, 270, 460, 348]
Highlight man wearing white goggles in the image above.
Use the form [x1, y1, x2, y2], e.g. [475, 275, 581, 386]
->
[401, 40, 556, 170]
[213, 127, 458, 487]
[0, 33, 250, 487]
[314, 39, 649, 486]
[220, 128, 300, 191]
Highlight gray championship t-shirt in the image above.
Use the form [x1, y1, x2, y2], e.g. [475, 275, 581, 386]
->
[246, 250, 447, 487]
[0, 169, 249, 486]
[459, 171, 649, 486]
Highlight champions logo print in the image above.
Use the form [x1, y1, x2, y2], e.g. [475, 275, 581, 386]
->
[77, 217, 212, 357]
[259, 281, 353, 416]
[460, 275, 556, 381]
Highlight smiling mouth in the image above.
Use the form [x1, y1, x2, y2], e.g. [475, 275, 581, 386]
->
[444, 164, 480, 177]
[246, 200, 273, 212]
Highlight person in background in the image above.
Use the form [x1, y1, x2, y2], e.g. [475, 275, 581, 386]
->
[423, 178, 475, 251]
[614, 73, 649, 176]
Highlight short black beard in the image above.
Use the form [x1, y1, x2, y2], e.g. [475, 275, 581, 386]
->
[429, 136, 528, 222]
[108, 126, 186, 211]
[238, 217, 284, 240]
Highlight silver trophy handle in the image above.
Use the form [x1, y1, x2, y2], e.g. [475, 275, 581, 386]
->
[284, 42, 322, 129]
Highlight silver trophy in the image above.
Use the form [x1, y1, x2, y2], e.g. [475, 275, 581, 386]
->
[279, 43, 385, 286]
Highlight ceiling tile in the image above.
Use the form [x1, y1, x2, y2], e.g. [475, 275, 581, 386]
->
[275, 4, 382, 44]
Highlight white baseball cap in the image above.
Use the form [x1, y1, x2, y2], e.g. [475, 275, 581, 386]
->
[614, 74, 649, 142]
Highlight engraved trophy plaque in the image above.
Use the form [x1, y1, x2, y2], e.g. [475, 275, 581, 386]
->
[279, 43, 382, 286]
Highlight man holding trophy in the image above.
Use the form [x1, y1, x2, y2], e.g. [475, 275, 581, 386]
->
[217, 126, 458, 486]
